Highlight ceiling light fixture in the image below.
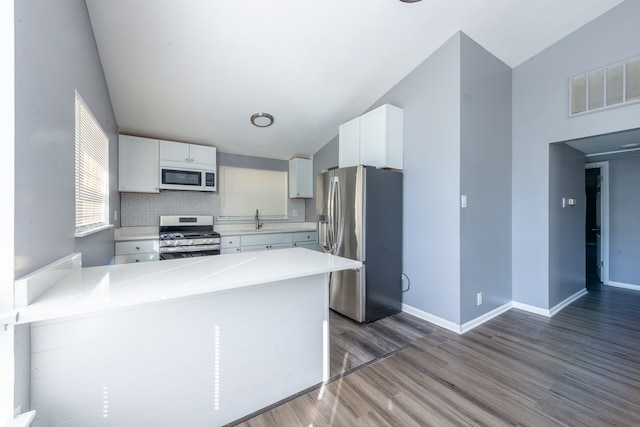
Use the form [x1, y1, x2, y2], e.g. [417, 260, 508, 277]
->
[399, 0, 422, 3]
[250, 112, 274, 128]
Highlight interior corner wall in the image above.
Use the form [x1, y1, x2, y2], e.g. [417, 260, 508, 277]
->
[459, 34, 512, 324]
[512, 0, 640, 309]
[371, 33, 463, 323]
[15, 0, 119, 278]
[548, 143, 585, 307]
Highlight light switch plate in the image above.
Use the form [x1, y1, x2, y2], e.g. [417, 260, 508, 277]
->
[461, 195, 468, 209]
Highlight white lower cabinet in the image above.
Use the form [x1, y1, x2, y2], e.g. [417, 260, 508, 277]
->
[292, 231, 319, 251]
[221, 235, 241, 254]
[115, 240, 159, 264]
[240, 233, 293, 252]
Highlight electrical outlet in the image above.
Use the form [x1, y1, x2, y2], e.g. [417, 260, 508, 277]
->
[477, 292, 482, 306]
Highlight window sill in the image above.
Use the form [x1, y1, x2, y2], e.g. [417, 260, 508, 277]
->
[74, 224, 114, 238]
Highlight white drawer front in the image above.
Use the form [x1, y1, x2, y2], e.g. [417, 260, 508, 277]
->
[293, 231, 317, 243]
[114, 253, 159, 264]
[221, 235, 240, 249]
[221, 247, 241, 254]
[293, 242, 319, 251]
[241, 242, 292, 253]
[115, 240, 159, 255]
[241, 233, 293, 247]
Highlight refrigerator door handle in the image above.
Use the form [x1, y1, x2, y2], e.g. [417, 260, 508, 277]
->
[327, 176, 337, 253]
[334, 176, 342, 254]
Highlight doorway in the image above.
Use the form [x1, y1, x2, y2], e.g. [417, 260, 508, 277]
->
[585, 162, 609, 287]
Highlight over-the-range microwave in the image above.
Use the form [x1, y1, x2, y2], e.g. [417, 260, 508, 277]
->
[159, 167, 216, 192]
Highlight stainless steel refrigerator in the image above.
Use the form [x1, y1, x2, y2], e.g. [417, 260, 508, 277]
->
[316, 165, 403, 323]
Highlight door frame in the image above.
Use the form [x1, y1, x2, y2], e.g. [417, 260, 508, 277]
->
[585, 162, 609, 284]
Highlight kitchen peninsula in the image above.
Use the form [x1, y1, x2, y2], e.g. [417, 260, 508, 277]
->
[15, 248, 360, 426]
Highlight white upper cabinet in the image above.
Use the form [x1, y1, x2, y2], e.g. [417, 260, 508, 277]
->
[288, 158, 313, 198]
[159, 139, 216, 170]
[338, 116, 360, 169]
[338, 103, 404, 170]
[118, 134, 159, 193]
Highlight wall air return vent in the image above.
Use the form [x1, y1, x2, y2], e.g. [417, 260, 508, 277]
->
[570, 56, 640, 116]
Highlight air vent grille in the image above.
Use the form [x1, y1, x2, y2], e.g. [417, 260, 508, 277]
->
[570, 56, 640, 116]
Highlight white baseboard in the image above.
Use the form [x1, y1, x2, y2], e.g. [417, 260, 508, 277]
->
[606, 281, 640, 292]
[513, 288, 588, 318]
[402, 301, 512, 335]
[549, 288, 588, 317]
[512, 301, 550, 317]
[460, 302, 513, 334]
[404, 289, 589, 333]
[401, 303, 462, 334]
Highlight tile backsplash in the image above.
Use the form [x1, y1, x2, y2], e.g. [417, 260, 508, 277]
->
[120, 190, 305, 227]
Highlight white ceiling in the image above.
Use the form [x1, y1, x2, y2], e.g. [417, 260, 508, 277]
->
[85, 0, 623, 160]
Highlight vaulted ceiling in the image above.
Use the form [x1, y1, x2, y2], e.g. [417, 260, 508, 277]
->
[85, 0, 623, 160]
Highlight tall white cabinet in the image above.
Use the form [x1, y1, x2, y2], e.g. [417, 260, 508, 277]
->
[338, 103, 404, 170]
[118, 134, 159, 193]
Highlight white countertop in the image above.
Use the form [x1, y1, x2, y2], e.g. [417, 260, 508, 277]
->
[17, 248, 360, 324]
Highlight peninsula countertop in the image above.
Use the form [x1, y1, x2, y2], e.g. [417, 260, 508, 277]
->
[16, 248, 361, 325]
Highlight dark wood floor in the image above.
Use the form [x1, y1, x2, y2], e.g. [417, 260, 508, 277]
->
[232, 284, 640, 426]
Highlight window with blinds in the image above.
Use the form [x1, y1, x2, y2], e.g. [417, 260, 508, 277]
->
[218, 166, 287, 219]
[74, 91, 110, 237]
[570, 56, 640, 116]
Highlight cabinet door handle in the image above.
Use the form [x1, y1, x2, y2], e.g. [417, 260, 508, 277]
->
[135, 259, 140, 262]
[135, 246, 140, 250]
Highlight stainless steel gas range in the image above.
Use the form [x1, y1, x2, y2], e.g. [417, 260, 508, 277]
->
[159, 215, 221, 260]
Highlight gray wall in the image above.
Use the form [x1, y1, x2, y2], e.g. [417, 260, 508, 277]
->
[15, 0, 119, 278]
[608, 155, 640, 285]
[121, 152, 306, 227]
[310, 32, 514, 325]
[305, 135, 338, 222]
[375, 33, 462, 323]
[14, 0, 119, 412]
[311, 34, 464, 323]
[549, 144, 586, 306]
[459, 34, 512, 323]
[512, 0, 640, 309]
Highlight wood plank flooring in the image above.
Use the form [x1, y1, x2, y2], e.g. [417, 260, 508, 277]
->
[231, 284, 640, 426]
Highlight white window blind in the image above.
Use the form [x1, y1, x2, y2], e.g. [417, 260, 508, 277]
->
[218, 166, 287, 219]
[74, 91, 110, 236]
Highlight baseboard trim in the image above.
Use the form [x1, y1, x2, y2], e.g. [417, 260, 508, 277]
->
[549, 288, 588, 317]
[460, 302, 513, 334]
[513, 288, 589, 318]
[401, 304, 461, 334]
[402, 302, 513, 335]
[405, 289, 590, 333]
[512, 301, 550, 317]
[606, 281, 640, 291]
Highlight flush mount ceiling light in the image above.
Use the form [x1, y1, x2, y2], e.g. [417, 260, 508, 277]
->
[399, 0, 422, 2]
[250, 112, 274, 128]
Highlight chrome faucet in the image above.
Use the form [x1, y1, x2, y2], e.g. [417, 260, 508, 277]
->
[255, 208, 263, 230]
